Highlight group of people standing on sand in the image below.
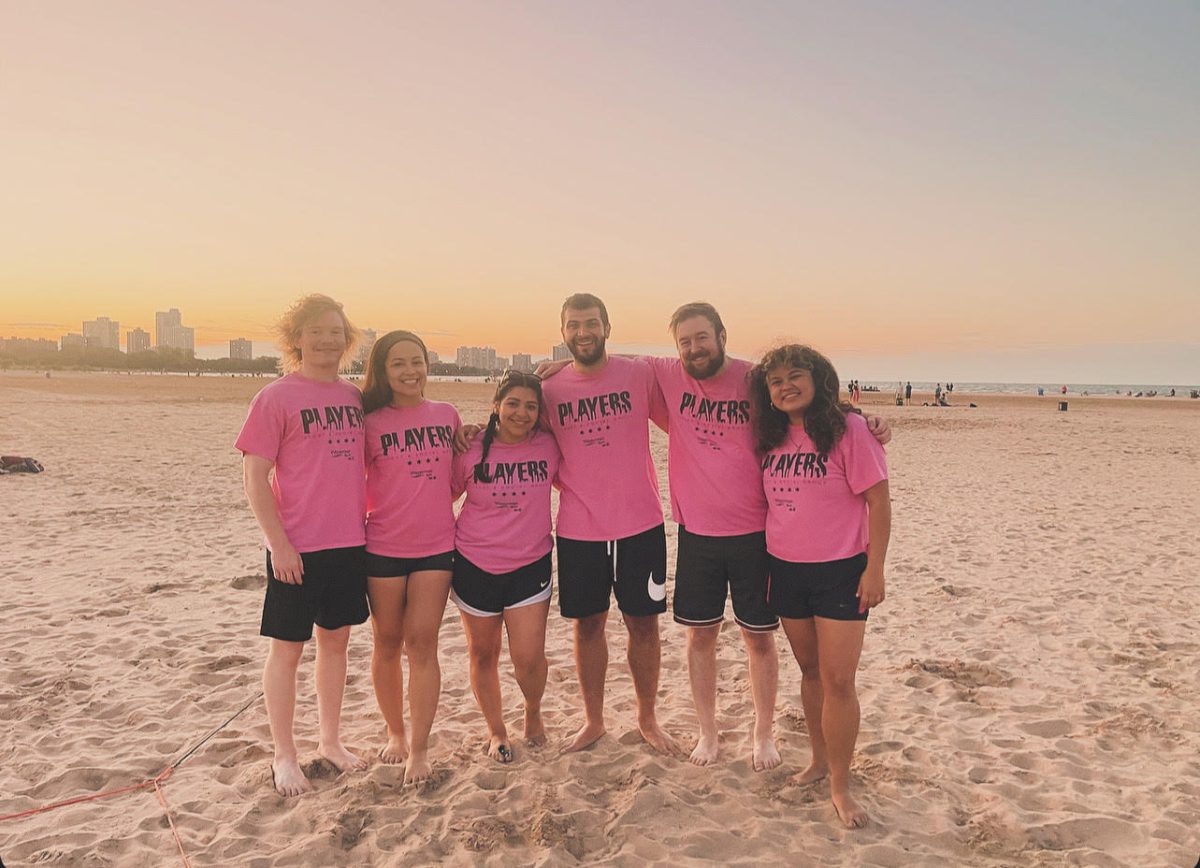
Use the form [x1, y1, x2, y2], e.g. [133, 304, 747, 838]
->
[236, 292, 892, 828]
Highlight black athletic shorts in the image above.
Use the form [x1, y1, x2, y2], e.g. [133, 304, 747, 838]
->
[767, 553, 869, 622]
[673, 527, 778, 632]
[556, 524, 668, 619]
[261, 545, 370, 642]
[365, 550, 454, 577]
[451, 552, 553, 617]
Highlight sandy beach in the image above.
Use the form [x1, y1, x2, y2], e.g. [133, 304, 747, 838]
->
[1, 371, 1198, 867]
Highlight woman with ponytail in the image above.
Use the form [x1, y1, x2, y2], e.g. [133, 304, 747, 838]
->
[450, 370, 561, 762]
[362, 330, 461, 785]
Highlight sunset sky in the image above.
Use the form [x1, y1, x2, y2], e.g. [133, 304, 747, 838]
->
[3, 2, 1197, 382]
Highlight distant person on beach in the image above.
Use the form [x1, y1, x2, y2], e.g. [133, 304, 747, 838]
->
[934, 383, 942, 404]
[450, 371, 560, 763]
[750, 344, 891, 829]
[904, 381, 912, 404]
[537, 302, 890, 769]
[235, 294, 369, 797]
[361, 330, 461, 785]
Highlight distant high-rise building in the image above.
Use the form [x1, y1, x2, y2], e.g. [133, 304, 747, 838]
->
[127, 328, 151, 354]
[456, 346, 497, 371]
[428, 349, 440, 364]
[155, 308, 195, 353]
[353, 328, 378, 369]
[61, 333, 85, 352]
[229, 338, 253, 361]
[551, 342, 571, 362]
[83, 317, 120, 351]
[496, 356, 510, 371]
[511, 353, 533, 373]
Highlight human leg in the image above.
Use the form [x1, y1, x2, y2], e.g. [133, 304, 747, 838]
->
[685, 624, 721, 765]
[563, 610, 609, 752]
[314, 624, 365, 771]
[727, 532, 780, 770]
[460, 609, 509, 761]
[780, 617, 827, 785]
[263, 638, 310, 796]
[624, 613, 679, 755]
[503, 597, 551, 745]
[401, 568, 452, 784]
[814, 616, 868, 827]
[612, 525, 677, 755]
[367, 575, 409, 763]
[741, 627, 781, 771]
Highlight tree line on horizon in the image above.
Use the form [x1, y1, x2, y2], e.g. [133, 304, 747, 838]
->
[1, 344, 514, 379]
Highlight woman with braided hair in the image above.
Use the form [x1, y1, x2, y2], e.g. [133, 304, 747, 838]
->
[450, 370, 561, 762]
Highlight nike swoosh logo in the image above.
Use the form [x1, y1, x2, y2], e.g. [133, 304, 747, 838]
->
[647, 573, 666, 602]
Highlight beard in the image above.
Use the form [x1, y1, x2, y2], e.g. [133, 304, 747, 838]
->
[682, 345, 726, 380]
[568, 334, 606, 366]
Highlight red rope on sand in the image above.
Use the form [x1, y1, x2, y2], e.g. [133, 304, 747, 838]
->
[0, 693, 260, 863]
[153, 774, 192, 868]
[0, 773, 165, 822]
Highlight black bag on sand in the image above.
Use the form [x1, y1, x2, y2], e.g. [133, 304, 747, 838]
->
[0, 456, 44, 473]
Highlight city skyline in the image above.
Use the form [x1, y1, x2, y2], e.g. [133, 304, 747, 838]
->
[2, 3, 1198, 382]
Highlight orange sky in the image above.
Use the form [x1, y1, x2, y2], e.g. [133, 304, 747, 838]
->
[3, 2, 1197, 381]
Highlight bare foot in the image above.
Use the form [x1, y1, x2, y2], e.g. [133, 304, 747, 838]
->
[271, 758, 313, 797]
[789, 761, 829, 786]
[689, 733, 719, 766]
[832, 789, 869, 828]
[639, 720, 682, 757]
[752, 737, 782, 772]
[404, 749, 432, 786]
[318, 741, 367, 772]
[523, 708, 547, 746]
[486, 734, 514, 764]
[560, 720, 606, 754]
[380, 730, 409, 765]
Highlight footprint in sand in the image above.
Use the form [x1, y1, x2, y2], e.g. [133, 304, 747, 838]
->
[905, 658, 1014, 689]
[230, 574, 267, 590]
[333, 808, 373, 850]
[461, 816, 520, 851]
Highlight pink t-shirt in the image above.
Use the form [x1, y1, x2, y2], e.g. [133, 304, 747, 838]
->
[540, 356, 666, 541]
[451, 430, 561, 574]
[365, 400, 461, 558]
[648, 356, 766, 536]
[234, 374, 367, 553]
[762, 412, 888, 563]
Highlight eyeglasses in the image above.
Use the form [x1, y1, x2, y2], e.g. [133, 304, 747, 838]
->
[499, 369, 541, 383]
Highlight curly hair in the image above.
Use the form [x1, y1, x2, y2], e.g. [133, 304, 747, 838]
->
[361, 330, 429, 414]
[273, 294, 360, 373]
[749, 344, 846, 455]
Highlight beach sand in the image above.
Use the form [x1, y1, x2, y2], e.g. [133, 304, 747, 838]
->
[2, 371, 1198, 866]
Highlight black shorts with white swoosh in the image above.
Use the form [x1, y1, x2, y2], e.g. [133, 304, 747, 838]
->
[556, 524, 668, 619]
[451, 551, 553, 617]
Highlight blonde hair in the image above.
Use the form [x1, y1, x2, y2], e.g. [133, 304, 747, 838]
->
[273, 293, 360, 372]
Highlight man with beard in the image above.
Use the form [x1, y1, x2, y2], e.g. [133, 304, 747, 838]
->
[539, 293, 679, 754]
[647, 302, 890, 770]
